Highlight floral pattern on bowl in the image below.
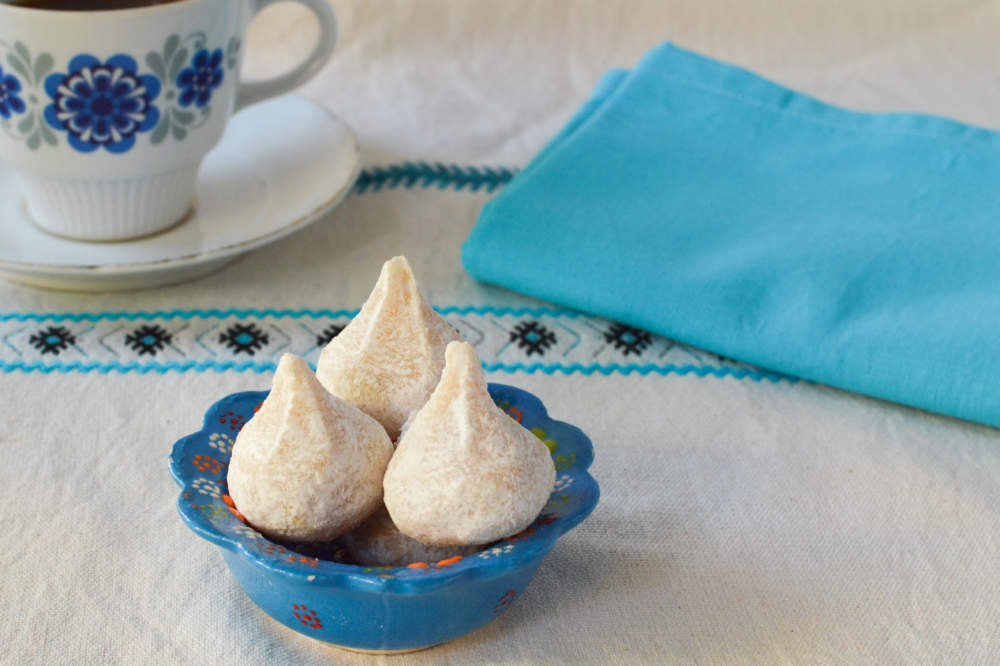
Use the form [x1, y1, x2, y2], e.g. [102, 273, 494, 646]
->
[170, 383, 599, 652]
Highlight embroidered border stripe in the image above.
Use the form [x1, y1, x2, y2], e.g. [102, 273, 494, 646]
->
[0, 307, 790, 381]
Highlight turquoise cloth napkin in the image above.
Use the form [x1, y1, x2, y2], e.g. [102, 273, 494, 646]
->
[463, 43, 1000, 428]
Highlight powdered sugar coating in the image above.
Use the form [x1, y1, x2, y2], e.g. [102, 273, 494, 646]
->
[227, 354, 393, 543]
[384, 341, 556, 546]
[341, 505, 480, 567]
[316, 256, 463, 440]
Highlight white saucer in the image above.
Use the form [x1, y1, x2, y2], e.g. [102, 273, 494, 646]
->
[0, 96, 359, 292]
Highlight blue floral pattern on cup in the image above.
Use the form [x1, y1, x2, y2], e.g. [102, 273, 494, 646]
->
[177, 49, 224, 108]
[44, 54, 161, 153]
[0, 34, 238, 152]
[0, 65, 25, 119]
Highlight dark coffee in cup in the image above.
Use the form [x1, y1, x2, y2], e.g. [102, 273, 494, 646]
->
[1, 0, 184, 10]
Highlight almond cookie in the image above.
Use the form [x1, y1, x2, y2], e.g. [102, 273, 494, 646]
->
[228, 354, 393, 542]
[384, 341, 556, 546]
[316, 256, 462, 440]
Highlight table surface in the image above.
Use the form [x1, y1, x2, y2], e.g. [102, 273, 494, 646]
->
[2, 1, 999, 663]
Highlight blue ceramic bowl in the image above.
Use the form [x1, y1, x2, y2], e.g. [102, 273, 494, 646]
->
[170, 383, 599, 654]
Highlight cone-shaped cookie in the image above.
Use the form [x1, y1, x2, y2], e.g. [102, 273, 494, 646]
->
[384, 341, 556, 546]
[341, 505, 480, 567]
[227, 354, 393, 543]
[316, 256, 462, 440]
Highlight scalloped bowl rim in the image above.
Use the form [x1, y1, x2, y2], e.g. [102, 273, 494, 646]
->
[170, 383, 599, 594]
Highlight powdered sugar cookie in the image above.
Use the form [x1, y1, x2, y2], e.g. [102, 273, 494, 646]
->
[227, 354, 393, 543]
[316, 256, 462, 440]
[384, 341, 556, 546]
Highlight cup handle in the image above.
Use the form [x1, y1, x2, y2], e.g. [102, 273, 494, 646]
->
[234, 0, 337, 112]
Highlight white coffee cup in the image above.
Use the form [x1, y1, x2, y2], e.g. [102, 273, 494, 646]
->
[0, 0, 337, 241]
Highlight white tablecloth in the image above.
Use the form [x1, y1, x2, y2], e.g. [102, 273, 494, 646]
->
[3, 1, 999, 663]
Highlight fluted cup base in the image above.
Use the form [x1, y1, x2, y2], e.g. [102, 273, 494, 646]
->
[18, 166, 199, 242]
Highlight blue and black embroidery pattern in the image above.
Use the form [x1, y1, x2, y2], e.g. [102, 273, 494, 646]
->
[29, 326, 76, 355]
[509, 321, 557, 356]
[219, 323, 270, 356]
[0, 308, 790, 382]
[604, 323, 652, 356]
[315, 325, 343, 347]
[125, 325, 172, 356]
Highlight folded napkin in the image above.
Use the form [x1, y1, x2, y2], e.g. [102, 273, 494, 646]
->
[463, 43, 1000, 428]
